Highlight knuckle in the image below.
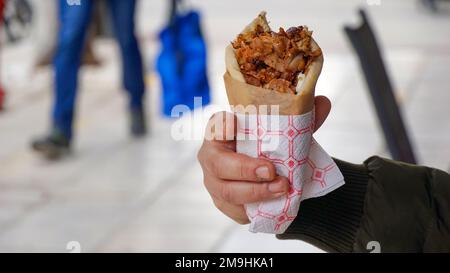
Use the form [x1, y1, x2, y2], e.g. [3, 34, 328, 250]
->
[239, 158, 246, 180]
[250, 184, 259, 200]
[213, 197, 250, 225]
[202, 172, 217, 194]
[202, 174, 210, 189]
[212, 198, 222, 209]
[209, 159, 221, 177]
[237, 155, 252, 180]
[197, 146, 210, 173]
[220, 184, 232, 203]
[198, 144, 221, 178]
[250, 183, 266, 201]
[202, 175, 218, 200]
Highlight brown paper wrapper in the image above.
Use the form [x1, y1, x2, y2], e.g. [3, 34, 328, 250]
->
[224, 72, 315, 116]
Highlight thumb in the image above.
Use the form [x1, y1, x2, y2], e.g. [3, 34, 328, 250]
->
[313, 96, 331, 132]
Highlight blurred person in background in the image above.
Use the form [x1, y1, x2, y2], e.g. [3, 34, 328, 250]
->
[30, 0, 100, 67]
[31, 0, 146, 159]
[197, 97, 450, 253]
[30, 0, 58, 67]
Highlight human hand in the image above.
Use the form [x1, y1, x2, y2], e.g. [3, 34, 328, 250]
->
[197, 96, 332, 224]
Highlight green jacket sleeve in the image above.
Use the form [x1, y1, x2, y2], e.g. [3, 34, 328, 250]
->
[277, 156, 450, 253]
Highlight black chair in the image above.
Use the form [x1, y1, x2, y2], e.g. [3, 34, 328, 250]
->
[344, 9, 417, 164]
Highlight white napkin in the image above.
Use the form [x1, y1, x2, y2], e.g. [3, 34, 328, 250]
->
[236, 111, 345, 234]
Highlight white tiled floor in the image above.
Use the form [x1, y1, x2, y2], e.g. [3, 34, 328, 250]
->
[0, 0, 449, 252]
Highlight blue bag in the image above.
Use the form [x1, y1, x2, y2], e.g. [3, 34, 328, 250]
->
[156, 0, 210, 117]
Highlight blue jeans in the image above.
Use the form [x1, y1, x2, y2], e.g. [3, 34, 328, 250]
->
[53, 0, 145, 138]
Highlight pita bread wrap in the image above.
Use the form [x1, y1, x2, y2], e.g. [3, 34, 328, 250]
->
[221, 12, 345, 234]
[224, 11, 324, 115]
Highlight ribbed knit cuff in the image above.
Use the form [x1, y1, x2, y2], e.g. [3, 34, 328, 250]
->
[276, 159, 369, 253]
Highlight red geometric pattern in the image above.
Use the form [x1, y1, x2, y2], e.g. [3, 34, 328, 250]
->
[236, 112, 345, 234]
[238, 112, 312, 233]
[306, 158, 335, 188]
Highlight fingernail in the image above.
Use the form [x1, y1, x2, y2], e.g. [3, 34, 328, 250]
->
[255, 166, 270, 180]
[268, 181, 287, 193]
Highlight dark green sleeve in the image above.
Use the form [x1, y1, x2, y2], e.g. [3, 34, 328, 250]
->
[277, 156, 450, 253]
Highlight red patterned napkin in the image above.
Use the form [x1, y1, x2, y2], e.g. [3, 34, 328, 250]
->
[236, 111, 345, 234]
